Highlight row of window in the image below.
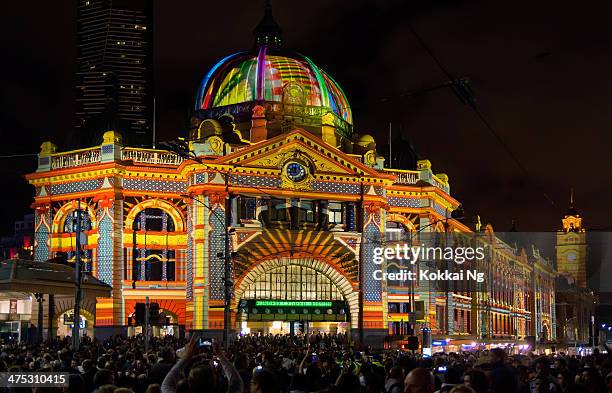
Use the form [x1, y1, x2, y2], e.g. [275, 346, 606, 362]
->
[62, 207, 174, 233]
[239, 198, 350, 229]
[388, 302, 411, 313]
[60, 200, 355, 234]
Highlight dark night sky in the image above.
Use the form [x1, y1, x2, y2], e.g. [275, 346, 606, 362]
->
[1, 0, 612, 236]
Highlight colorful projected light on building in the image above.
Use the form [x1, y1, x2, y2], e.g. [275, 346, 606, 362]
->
[195, 50, 352, 125]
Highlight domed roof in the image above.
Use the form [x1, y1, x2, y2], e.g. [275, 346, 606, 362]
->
[195, 48, 352, 125]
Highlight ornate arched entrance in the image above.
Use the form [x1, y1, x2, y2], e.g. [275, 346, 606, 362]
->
[55, 306, 96, 339]
[233, 256, 358, 332]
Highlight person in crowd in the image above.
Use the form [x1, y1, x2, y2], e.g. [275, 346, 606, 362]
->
[405, 367, 436, 393]
[1, 333, 611, 393]
[148, 346, 176, 385]
[386, 366, 404, 393]
[463, 369, 488, 393]
[529, 357, 560, 393]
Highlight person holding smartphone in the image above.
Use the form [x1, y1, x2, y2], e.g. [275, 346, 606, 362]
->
[161, 336, 243, 393]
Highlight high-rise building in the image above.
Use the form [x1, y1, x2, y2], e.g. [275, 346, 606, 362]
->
[74, 0, 153, 148]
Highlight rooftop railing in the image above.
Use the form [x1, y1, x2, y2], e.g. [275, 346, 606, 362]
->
[383, 168, 420, 185]
[121, 148, 184, 166]
[50, 148, 101, 170]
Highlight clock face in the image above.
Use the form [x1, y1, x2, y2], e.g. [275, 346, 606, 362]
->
[286, 162, 307, 182]
[567, 252, 577, 262]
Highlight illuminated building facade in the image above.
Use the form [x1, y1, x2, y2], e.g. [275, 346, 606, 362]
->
[75, 0, 154, 147]
[26, 9, 556, 347]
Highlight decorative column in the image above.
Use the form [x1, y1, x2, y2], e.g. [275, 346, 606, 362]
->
[93, 192, 124, 337]
[32, 136, 54, 320]
[33, 203, 52, 261]
[190, 192, 210, 332]
[185, 196, 195, 331]
[359, 200, 387, 348]
[203, 191, 229, 339]
[90, 130, 124, 338]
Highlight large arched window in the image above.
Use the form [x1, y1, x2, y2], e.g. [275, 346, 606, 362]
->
[132, 208, 176, 282]
[57, 208, 93, 272]
[242, 265, 344, 301]
[135, 208, 176, 232]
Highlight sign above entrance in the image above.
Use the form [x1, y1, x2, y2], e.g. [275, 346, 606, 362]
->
[242, 300, 348, 322]
[255, 300, 332, 308]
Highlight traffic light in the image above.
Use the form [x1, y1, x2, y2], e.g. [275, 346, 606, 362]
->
[149, 302, 160, 325]
[135, 303, 145, 325]
[406, 336, 419, 350]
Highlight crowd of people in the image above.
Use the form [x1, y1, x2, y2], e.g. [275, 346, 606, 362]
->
[0, 332, 611, 393]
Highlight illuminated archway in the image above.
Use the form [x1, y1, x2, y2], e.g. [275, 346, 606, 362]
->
[234, 256, 358, 328]
[124, 199, 185, 232]
[53, 297, 97, 338]
[52, 201, 97, 233]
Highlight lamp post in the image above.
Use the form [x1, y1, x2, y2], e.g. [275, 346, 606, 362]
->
[160, 139, 235, 349]
[180, 192, 234, 350]
[72, 200, 83, 350]
[406, 206, 464, 341]
[34, 293, 44, 343]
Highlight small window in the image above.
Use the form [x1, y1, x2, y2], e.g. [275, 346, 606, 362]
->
[328, 202, 343, 225]
[298, 201, 315, 223]
[269, 199, 287, 221]
[240, 197, 257, 220]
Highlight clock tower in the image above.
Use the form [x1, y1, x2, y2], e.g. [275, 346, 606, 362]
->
[556, 190, 587, 288]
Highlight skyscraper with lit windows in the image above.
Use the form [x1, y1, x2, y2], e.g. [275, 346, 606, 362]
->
[75, 0, 153, 147]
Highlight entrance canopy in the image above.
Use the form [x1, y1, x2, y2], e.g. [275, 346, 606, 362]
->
[0, 259, 111, 298]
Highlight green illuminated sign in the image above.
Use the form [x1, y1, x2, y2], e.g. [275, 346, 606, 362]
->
[254, 301, 333, 308]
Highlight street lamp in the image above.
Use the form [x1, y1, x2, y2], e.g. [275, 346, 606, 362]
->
[180, 192, 235, 350]
[72, 200, 85, 350]
[405, 205, 464, 341]
[159, 139, 234, 350]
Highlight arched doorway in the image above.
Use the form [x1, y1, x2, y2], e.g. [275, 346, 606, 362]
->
[56, 308, 95, 339]
[53, 295, 97, 340]
[125, 300, 184, 338]
[234, 256, 358, 335]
